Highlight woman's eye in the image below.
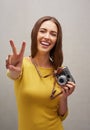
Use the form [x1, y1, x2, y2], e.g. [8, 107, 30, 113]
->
[39, 30, 45, 33]
[51, 33, 57, 37]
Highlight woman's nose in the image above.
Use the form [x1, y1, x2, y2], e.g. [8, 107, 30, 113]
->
[44, 32, 50, 39]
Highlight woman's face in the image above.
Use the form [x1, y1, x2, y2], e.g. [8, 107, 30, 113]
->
[37, 20, 58, 55]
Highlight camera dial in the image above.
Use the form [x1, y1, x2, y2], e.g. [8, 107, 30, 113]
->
[57, 75, 67, 86]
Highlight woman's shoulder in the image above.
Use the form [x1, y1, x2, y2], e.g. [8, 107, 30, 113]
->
[23, 56, 32, 63]
[22, 56, 33, 67]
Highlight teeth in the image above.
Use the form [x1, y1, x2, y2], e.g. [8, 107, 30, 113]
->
[41, 42, 50, 46]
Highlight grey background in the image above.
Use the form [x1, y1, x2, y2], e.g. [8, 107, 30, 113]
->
[0, 0, 90, 130]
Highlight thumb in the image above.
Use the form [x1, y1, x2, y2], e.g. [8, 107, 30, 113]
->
[8, 65, 21, 73]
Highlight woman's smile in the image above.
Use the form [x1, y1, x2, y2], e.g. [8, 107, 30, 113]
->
[40, 41, 50, 46]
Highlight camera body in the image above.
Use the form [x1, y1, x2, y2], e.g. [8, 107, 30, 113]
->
[55, 66, 75, 86]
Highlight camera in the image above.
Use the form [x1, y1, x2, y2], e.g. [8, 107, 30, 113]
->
[55, 66, 75, 86]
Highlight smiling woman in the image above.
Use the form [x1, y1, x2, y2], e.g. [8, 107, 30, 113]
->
[6, 16, 76, 130]
[31, 16, 63, 70]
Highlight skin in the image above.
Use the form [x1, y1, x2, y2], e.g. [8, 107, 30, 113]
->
[6, 20, 75, 117]
[6, 40, 26, 79]
[37, 21, 58, 55]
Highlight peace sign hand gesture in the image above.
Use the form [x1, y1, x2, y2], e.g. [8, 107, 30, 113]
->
[6, 40, 26, 79]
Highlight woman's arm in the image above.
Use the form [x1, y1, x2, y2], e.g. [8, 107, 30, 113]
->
[58, 96, 68, 116]
[58, 81, 75, 116]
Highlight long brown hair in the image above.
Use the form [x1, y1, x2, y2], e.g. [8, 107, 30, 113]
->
[31, 16, 63, 70]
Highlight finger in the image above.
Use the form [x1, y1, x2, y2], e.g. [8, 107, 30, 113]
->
[6, 59, 9, 69]
[8, 55, 12, 64]
[66, 86, 70, 90]
[68, 81, 76, 86]
[5, 55, 12, 68]
[66, 84, 75, 94]
[63, 86, 69, 92]
[66, 85, 73, 92]
[6, 55, 10, 63]
[10, 40, 17, 55]
[19, 42, 26, 57]
[8, 65, 21, 72]
[66, 82, 76, 90]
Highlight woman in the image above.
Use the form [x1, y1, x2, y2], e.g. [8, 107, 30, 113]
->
[6, 16, 75, 130]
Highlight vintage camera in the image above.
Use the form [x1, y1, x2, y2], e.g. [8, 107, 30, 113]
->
[55, 66, 75, 86]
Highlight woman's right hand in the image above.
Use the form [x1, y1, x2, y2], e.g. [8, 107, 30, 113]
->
[6, 40, 26, 76]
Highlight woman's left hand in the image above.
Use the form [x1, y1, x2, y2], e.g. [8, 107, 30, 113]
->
[60, 81, 76, 98]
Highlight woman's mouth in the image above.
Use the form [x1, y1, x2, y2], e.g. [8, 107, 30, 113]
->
[40, 41, 50, 46]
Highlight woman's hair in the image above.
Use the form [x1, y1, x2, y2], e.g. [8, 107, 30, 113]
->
[31, 16, 63, 70]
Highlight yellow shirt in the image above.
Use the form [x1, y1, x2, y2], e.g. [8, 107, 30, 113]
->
[7, 57, 67, 130]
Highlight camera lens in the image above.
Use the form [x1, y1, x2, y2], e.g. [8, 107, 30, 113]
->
[57, 75, 67, 86]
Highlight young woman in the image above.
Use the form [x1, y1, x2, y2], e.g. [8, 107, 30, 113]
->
[6, 16, 75, 130]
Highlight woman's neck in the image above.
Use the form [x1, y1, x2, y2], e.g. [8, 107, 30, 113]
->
[31, 54, 52, 68]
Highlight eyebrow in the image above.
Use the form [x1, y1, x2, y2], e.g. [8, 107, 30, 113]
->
[39, 28, 57, 34]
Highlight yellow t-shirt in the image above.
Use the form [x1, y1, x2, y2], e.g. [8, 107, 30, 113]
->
[8, 57, 68, 130]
